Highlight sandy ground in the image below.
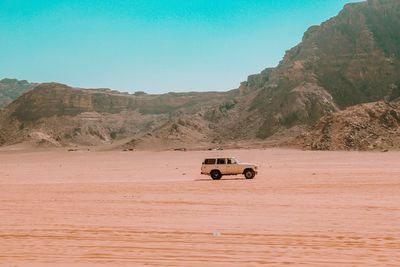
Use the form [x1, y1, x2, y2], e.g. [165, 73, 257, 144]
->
[0, 148, 400, 266]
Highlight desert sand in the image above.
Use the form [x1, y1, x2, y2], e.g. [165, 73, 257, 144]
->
[0, 148, 400, 266]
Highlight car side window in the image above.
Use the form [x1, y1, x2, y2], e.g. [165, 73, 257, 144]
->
[204, 159, 216, 165]
[227, 159, 232, 164]
[217, 158, 226, 164]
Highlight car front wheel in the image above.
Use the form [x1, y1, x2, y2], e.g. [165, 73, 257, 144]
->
[244, 169, 255, 179]
[210, 170, 222, 180]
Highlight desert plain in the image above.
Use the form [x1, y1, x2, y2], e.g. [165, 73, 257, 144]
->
[0, 148, 400, 266]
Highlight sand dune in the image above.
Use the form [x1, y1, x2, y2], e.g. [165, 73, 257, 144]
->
[1, 149, 400, 266]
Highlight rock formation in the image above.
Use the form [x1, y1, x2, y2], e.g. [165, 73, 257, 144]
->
[1, 0, 400, 150]
[222, 0, 400, 139]
[297, 100, 400, 151]
[0, 83, 237, 147]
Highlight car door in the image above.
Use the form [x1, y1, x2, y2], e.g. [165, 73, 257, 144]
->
[216, 158, 227, 174]
[202, 159, 216, 174]
[225, 158, 236, 175]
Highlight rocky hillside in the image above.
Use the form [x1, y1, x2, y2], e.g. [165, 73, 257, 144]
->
[216, 0, 400, 139]
[8, 83, 237, 121]
[0, 78, 37, 108]
[0, 83, 238, 147]
[1, 0, 400, 150]
[296, 100, 400, 151]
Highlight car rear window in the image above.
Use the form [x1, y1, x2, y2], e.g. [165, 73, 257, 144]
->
[204, 159, 216, 164]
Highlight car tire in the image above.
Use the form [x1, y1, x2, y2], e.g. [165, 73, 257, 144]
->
[210, 170, 222, 180]
[244, 169, 255, 179]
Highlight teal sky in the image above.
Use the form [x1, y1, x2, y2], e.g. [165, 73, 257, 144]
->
[1, 0, 361, 93]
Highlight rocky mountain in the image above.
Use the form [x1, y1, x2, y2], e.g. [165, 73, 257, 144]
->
[214, 0, 400, 140]
[0, 78, 37, 108]
[0, 83, 238, 147]
[1, 0, 400, 150]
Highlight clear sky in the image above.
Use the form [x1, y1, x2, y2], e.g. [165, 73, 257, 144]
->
[0, 0, 361, 93]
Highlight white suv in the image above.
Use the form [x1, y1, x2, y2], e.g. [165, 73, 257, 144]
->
[201, 157, 258, 180]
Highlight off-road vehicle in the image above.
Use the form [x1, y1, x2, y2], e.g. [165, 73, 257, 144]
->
[201, 157, 258, 180]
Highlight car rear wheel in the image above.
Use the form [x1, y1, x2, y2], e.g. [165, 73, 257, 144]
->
[210, 170, 222, 180]
[244, 169, 255, 179]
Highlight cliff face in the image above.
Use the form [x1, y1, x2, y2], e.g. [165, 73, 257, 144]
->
[1, 0, 400, 149]
[8, 83, 235, 122]
[0, 83, 237, 147]
[232, 0, 400, 138]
